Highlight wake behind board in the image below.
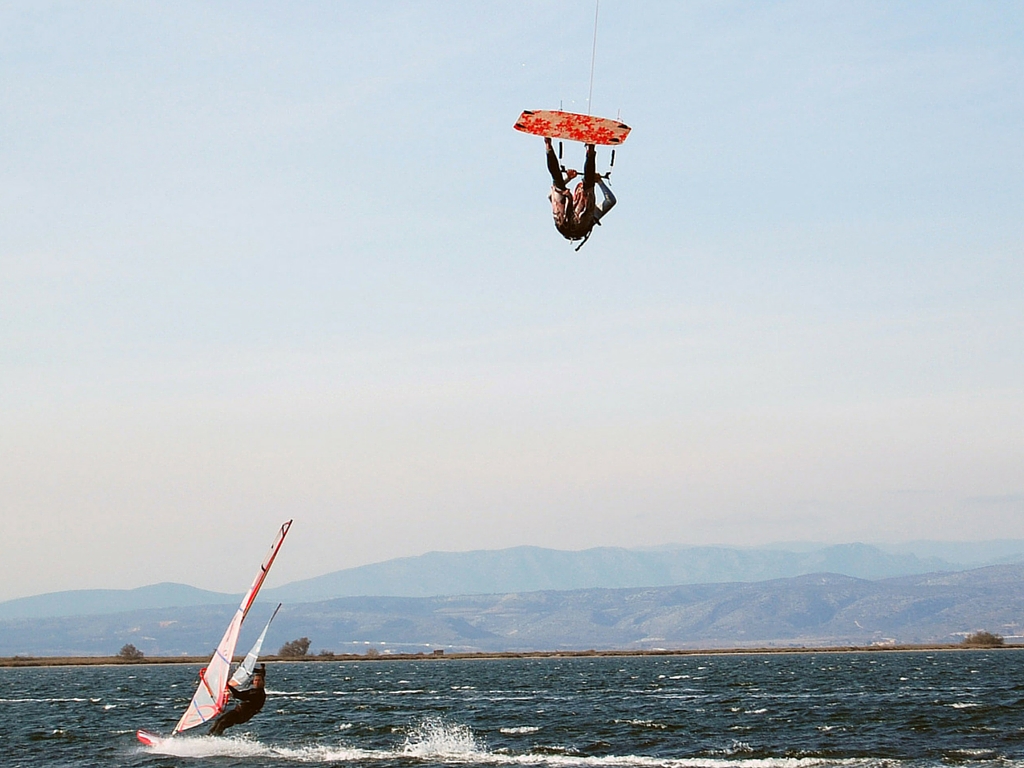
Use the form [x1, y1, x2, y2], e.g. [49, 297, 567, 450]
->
[514, 110, 630, 145]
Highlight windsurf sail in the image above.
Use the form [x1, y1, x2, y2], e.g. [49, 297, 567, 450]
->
[228, 603, 281, 690]
[172, 520, 292, 735]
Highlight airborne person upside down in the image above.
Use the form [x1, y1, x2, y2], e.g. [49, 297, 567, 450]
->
[545, 137, 616, 247]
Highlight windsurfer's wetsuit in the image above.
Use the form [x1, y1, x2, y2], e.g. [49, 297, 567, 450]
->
[546, 141, 616, 243]
[209, 684, 266, 736]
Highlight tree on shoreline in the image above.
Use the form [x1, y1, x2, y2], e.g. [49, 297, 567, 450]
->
[118, 643, 145, 661]
[278, 637, 311, 657]
[961, 631, 1004, 647]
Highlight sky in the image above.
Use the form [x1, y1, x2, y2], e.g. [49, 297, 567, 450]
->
[1, 1, 1022, 602]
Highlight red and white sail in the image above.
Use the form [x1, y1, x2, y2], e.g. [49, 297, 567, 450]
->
[172, 520, 292, 735]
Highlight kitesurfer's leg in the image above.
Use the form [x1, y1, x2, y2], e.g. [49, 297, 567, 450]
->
[592, 177, 616, 223]
[545, 138, 566, 190]
[583, 144, 597, 193]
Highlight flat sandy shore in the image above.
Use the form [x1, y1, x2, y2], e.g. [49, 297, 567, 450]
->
[1, 643, 1013, 667]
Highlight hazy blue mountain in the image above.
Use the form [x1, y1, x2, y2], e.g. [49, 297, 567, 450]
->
[0, 582, 235, 620]
[3, 564, 1023, 656]
[876, 540, 1024, 567]
[261, 543, 954, 602]
[0, 542, 998, 621]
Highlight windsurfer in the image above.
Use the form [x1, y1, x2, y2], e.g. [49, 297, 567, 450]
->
[545, 137, 616, 246]
[209, 664, 267, 736]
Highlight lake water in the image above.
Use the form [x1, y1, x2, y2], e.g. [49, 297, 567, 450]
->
[4, 650, 1024, 768]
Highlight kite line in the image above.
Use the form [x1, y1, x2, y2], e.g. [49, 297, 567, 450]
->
[587, 0, 600, 115]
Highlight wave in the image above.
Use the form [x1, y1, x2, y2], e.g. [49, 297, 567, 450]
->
[400, 717, 487, 756]
[614, 720, 668, 730]
[138, 718, 1024, 768]
[0, 697, 91, 703]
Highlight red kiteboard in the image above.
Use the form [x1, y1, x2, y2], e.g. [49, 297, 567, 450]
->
[514, 110, 631, 145]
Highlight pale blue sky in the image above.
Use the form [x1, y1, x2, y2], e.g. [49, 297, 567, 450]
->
[1, 2, 1022, 601]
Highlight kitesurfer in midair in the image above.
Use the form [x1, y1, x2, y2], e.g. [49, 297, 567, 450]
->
[209, 664, 267, 736]
[545, 137, 616, 246]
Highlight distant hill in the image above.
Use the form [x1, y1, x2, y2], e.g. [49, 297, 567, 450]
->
[0, 582, 234, 620]
[4, 564, 1024, 656]
[6, 541, 1024, 622]
[878, 540, 1024, 567]
[262, 543, 956, 603]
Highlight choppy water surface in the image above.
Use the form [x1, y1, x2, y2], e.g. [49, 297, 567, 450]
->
[4, 651, 1024, 768]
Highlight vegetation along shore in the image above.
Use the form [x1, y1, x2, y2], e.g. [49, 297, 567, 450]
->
[2, 640, 1015, 668]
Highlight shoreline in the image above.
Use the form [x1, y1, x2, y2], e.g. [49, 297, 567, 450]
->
[1, 643, 1014, 667]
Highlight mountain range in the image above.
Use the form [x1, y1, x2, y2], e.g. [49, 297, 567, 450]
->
[3, 563, 1023, 657]
[8, 540, 1024, 621]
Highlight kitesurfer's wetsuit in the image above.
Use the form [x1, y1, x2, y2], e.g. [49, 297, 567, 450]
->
[546, 141, 616, 242]
[209, 684, 266, 735]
